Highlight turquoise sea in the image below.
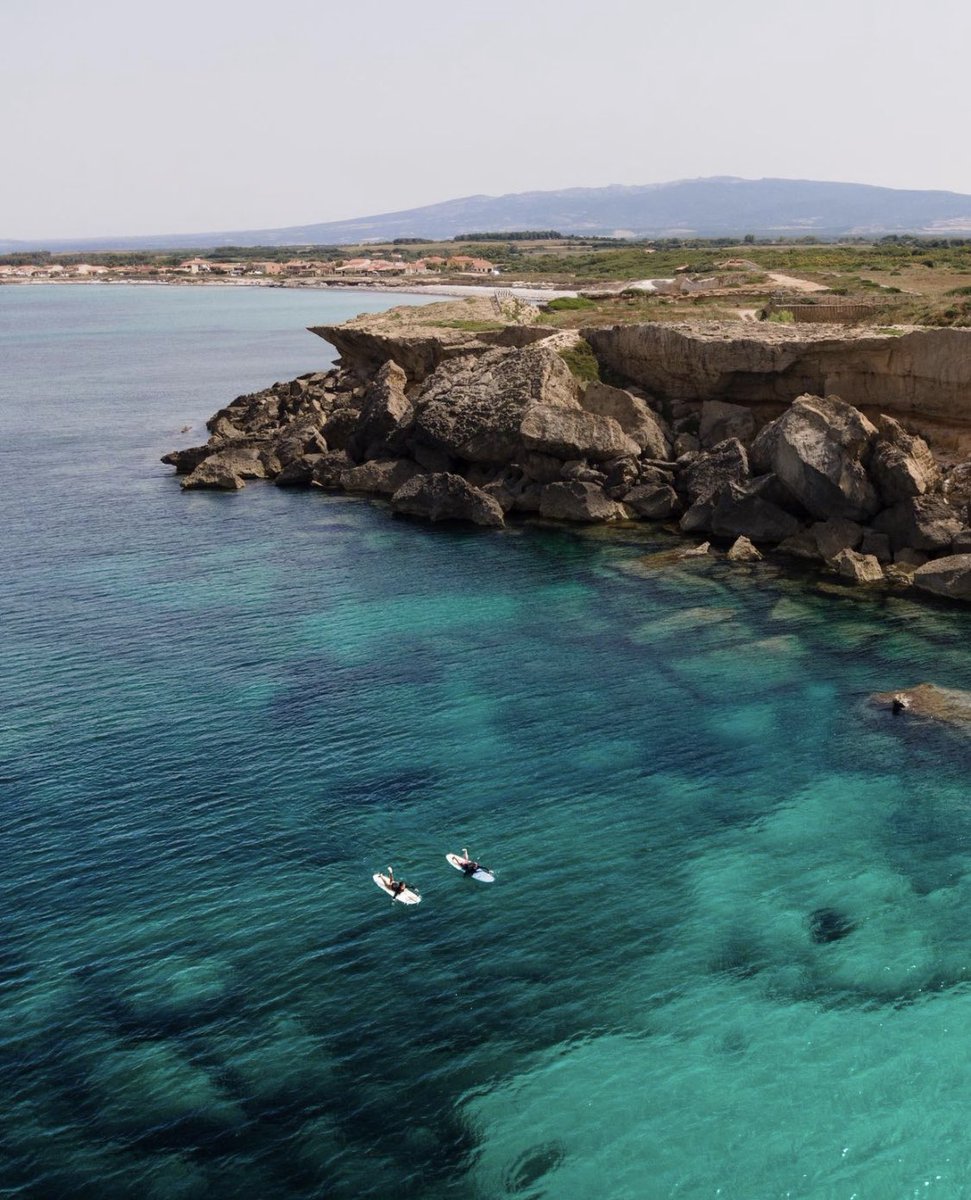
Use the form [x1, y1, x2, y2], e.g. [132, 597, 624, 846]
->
[3, 283, 971, 1200]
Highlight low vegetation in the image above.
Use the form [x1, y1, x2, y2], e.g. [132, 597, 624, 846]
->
[557, 339, 600, 383]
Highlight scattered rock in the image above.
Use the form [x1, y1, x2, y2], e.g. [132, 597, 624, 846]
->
[624, 484, 681, 520]
[831, 548, 884, 585]
[539, 481, 629, 522]
[274, 455, 323, 488]
[776, 528, 823, 560]
[680, 438, 750, 504]
[726, 536, 762, 562]
[311, 450, 354, 489]
[894, 547, 929, 569]
[709, 479, 800, 543]
[602, 456, 640, 498]
[811, 517, 863, 560]
[341, 458, 424, 496]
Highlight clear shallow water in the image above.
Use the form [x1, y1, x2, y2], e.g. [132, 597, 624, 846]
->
[2, 285, 971, 1199]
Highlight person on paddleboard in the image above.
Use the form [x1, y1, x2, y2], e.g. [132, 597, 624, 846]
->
[387, 866, 406, 896]
[460, 848, 480, 875]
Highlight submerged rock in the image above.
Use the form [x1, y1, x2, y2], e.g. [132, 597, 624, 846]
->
[809, 908, 855, 945]
[870, 682, 971, 729]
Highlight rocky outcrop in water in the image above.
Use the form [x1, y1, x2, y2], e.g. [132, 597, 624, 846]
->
[162, 302, 971, 601]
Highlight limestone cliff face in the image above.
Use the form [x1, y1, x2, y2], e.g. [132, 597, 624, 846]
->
[582, 323, 971, 448]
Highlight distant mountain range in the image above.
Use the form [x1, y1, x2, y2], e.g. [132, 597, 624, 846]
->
[7, 177, 971, 252]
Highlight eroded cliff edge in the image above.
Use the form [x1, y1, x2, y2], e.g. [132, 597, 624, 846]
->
[583, 322, 971, 455]
[162, 301, 971, 604]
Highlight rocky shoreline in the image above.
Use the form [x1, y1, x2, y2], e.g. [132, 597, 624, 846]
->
[163, 299, 971, 605]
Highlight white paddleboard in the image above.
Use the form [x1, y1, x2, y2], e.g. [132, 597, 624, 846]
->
[446, 853, 495, 883]
[373, 873, 421, 904]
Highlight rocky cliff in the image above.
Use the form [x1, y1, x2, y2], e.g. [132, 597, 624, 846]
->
[163, 303, 971, 604]
[584, 323, 971, 455]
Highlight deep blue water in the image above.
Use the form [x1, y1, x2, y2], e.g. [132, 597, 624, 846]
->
[2, 284, 971, 1200]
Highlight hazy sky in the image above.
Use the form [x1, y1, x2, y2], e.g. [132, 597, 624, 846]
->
[4, 0, 970, 239]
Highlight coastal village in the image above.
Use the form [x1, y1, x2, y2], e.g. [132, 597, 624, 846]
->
[0, 253, 499, 283]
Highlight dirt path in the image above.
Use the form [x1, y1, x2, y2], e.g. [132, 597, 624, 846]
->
[766, 272, 828, 293]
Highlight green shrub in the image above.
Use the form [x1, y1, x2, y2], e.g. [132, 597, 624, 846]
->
[558, 339, 601, 382]
[545, 296, 597, 312]
[947, 285, 971, 296]
[768, 308, 795, 324]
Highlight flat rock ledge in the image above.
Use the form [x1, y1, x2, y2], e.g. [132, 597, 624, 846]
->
[162, 305, 971, 604]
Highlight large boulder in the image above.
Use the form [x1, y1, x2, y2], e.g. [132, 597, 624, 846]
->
[708, 479, 801, 543]
[680, 438, 750, 504]
[698, 400, 756, 449]
[162, 443, 217, 475]
[873, 495, 965, 553]
[811, 517, 863, 560]
[181, 458, 245, 490]
[579, 381, 671, 458]
[766, 394, 880, 521]
[410, 346, 580, 465]
[602, 456, 641, 498]
[859, 528, 892, 563]
[624, 484, 681, 520]
[519, 406, 640, 462]
[321, 405, 362, 452]
[346, 360, 413, 462]
[870, 415, 941, 503]
[912, 554, 971, 601]
[390, 472, 505, 527]
[274, 455, 324, 487]
[340, 458, 424, 496]
[311, 450, 353, 489]
[538, 481, 629, 522]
